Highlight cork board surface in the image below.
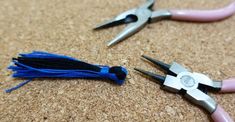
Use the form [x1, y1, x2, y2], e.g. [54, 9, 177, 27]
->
[0, 0, 235, 121]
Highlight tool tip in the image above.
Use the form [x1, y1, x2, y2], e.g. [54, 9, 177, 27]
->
[107, 42, 114, 47]
[134, 68, 145, 73]
[134, 68, 153, 77]
[141, 55, 149, 59]
[134, 68, 141, 73]
[141, 55, 157, 61]
[107, 39, 118, 47]
[141, 55, 171, 71]
[134, 68, 165, 83]
[93, 25, 103, 30]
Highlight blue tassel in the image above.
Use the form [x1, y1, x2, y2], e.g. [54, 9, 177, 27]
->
[5, 51, 127, 93]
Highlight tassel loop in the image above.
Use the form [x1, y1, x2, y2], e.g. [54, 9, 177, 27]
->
[99, 66, 127, 85]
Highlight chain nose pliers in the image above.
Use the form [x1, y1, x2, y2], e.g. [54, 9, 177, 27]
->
[95, 0, 235, 46]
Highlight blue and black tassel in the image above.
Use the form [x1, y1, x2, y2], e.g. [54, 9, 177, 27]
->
[5, 51, 127, 93]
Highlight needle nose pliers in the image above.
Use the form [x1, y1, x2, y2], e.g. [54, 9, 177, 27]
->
[94, 0, 235, 47]
[135, 55, 235, 122]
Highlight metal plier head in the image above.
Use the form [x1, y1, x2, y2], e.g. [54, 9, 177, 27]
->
[135, 55, 223, 114]
[94, 0, 171, 46]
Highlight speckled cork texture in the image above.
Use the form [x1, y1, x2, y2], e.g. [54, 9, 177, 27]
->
[0, 0, 234, 121]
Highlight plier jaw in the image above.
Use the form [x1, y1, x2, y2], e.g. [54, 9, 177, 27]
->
[94, 0, 157, 47]
[94, 0, 156, 30]
[94, 8, 138, 30]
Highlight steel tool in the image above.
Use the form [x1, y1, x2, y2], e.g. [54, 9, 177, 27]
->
[95, 0, 235, 46]
[135, 55, 235, 122]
